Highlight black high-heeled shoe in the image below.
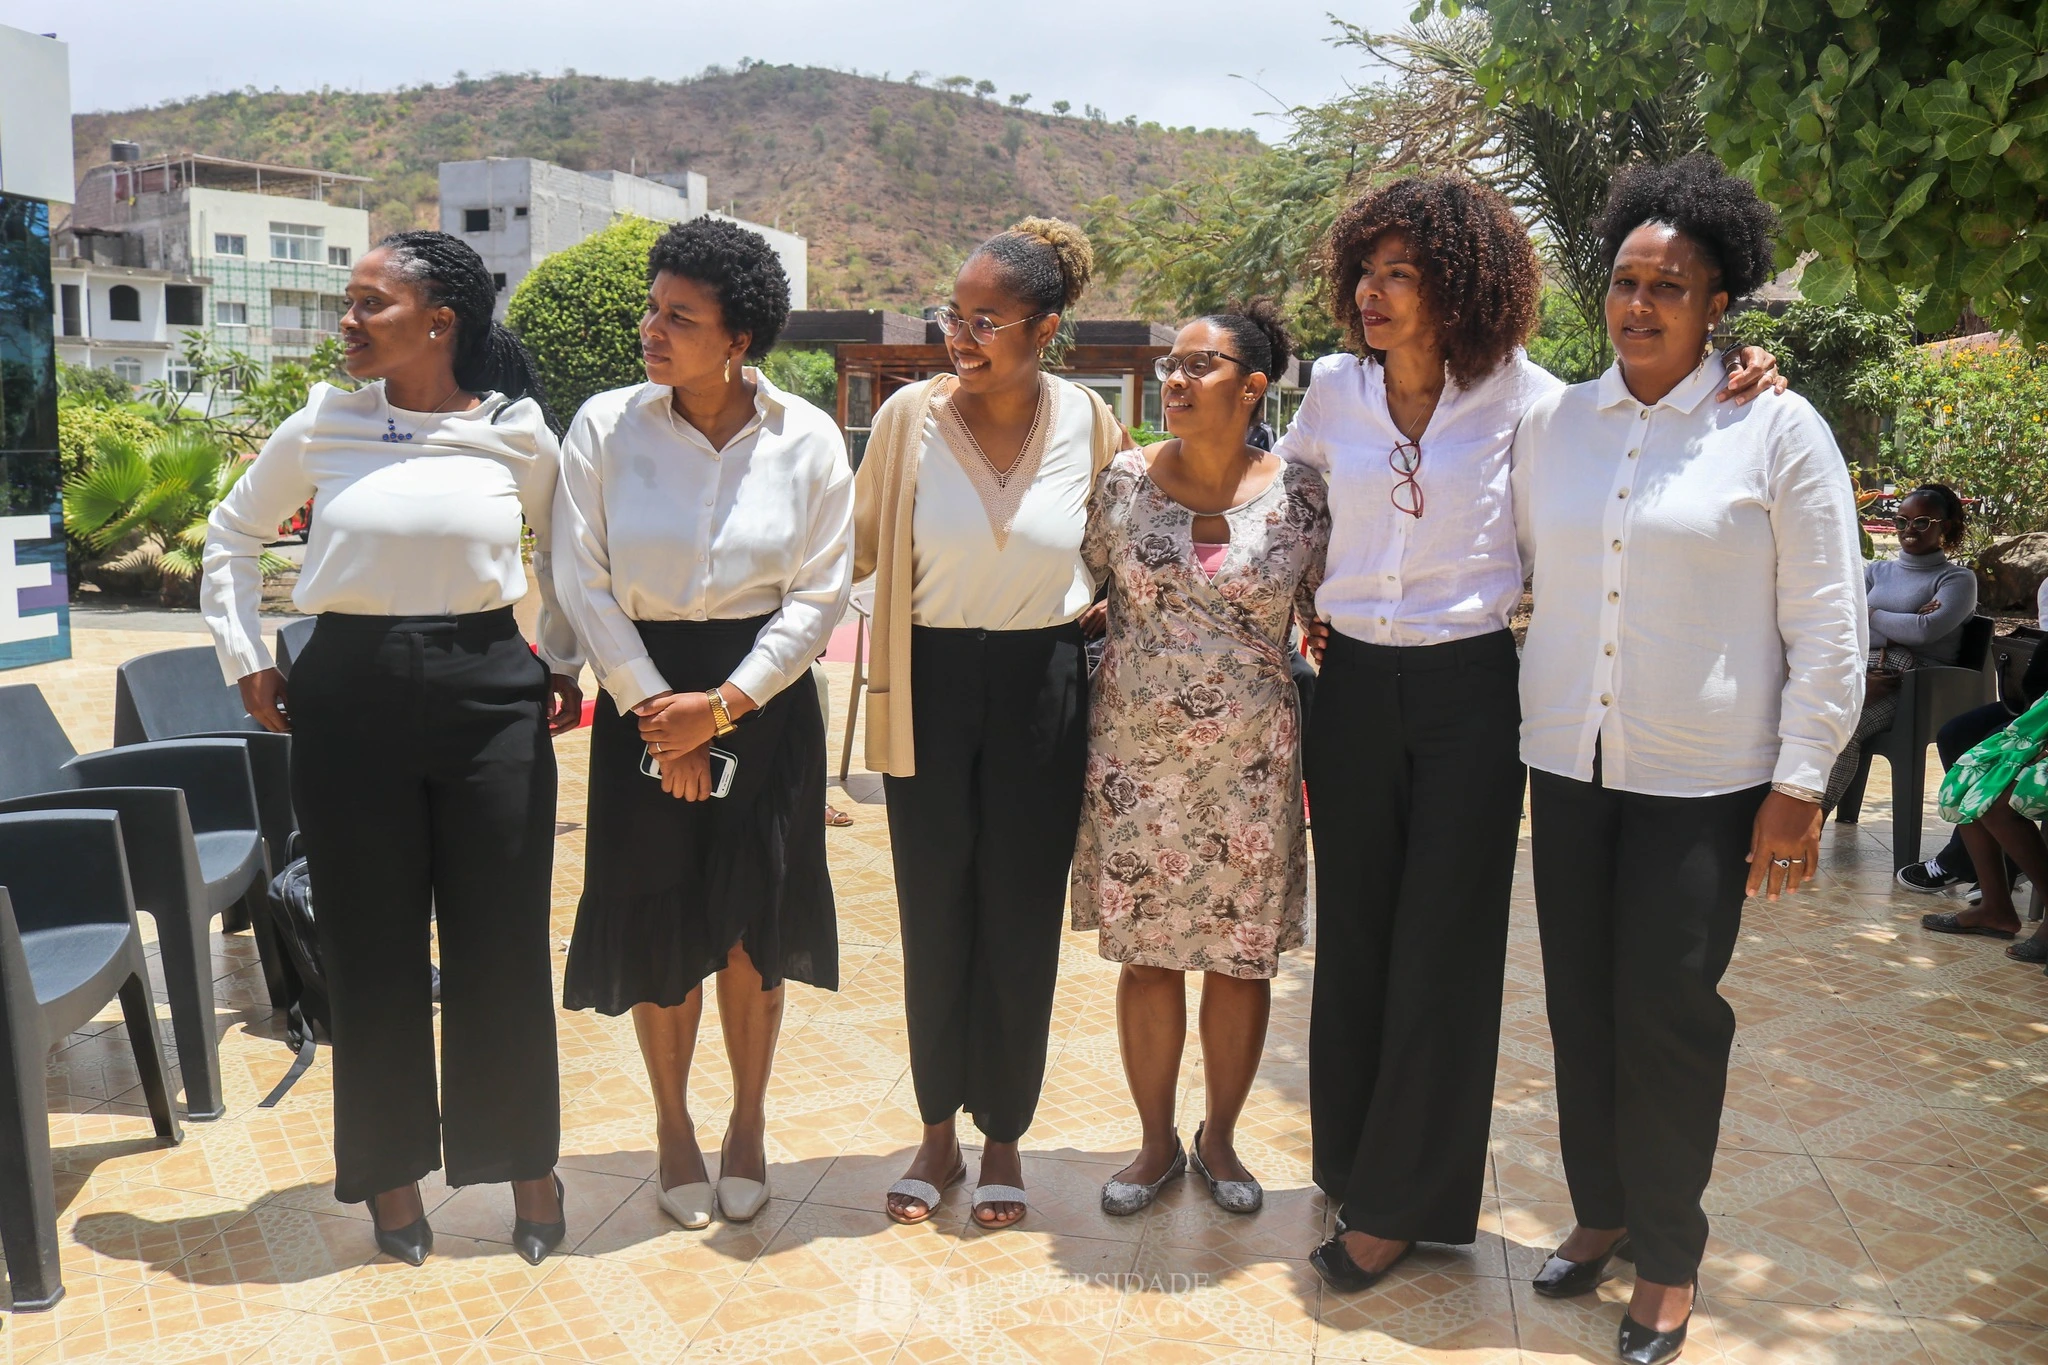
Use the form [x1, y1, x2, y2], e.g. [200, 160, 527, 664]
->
[366, 1198, 432, 1267]
[514, 1173, 567, 1266]
[1532, 1232, 1634, 1298]
[1617, 1283, 1692, 1365]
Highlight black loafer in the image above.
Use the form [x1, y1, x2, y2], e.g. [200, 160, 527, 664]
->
[1310, 1233, 1412, 1292]
[367, 1205, 432, 1266]
[1533, 1233, 1633, 1297]
[1618, 1307, 1688, 1365]
[514, 1173, 567, 1266]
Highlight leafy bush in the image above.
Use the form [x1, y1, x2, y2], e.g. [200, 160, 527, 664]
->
[58, 400, 162, 486]
[1853, 338, 2048, 554]
[760, 349, 837, 412]
[1722, 298, 1914, 462]
[506, 216, 662, 422]
[1527, 286, 1605, 384]
[57, 361, 133, 405]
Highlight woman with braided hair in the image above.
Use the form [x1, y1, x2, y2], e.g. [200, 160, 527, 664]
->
[203, 229, 582, 1267]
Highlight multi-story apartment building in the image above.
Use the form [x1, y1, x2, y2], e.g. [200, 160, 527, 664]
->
[0, 23, 71, 669]
[439, 158, 806, 319]
[61, 149, 371, 381]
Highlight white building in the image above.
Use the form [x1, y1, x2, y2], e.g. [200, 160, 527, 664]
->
[439, 158, 807, 319]
[58, 151, 372, 385]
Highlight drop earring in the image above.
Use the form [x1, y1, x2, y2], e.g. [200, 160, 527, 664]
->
[723, 357, 733, 383]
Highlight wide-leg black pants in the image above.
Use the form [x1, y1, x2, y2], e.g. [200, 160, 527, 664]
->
[883, 622, 1089, 1144]
[288, 609, 560, 1205]
[1528, 764, 1768, 1286]
[1304, 628, 1524, 1244]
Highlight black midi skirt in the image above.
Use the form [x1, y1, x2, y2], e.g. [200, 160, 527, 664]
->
[563, 616, 838, 1013]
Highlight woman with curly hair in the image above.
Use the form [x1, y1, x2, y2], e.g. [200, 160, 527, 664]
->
[1074, 301, 1330, 1218]
[1513, 153, 1864, 1364]
[1281, 175, 1782, 1292]
[202, 230, 582, 1266]
[554, 217, 853, 1230]
[854, 219, 1127, 1229]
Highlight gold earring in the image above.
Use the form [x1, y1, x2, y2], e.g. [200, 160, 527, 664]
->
[725, 357, 733, 383]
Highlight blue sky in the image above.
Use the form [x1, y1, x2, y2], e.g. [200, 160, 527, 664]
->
[5, 0, 1410, 139]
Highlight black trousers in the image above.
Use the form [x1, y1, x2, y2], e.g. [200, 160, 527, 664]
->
[289, 609, 560, 1204]
[1304, 628, 1524, 1244]
[1930, 702, 2021, 881]
[1528, 765, 1768, 1286]
[883, 623, 1089, 1143]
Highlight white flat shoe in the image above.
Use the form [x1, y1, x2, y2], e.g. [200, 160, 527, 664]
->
[717, 1175, 769, 1223]
[656, 1182, 714, 1230]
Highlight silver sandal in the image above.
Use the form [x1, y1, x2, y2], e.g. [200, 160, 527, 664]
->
[970, 1183, 1028, 1229]
[1100, 1139, 1185, 1216]
[1190, 1123, 1263, 1214]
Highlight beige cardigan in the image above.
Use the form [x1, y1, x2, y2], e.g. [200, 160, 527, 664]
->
[852, 374, 1124, 776]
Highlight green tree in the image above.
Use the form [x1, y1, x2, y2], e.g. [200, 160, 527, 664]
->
[1052, 100, 1071, 117]
[974, 80, 997, 102]
[141, 333, 353, 453]
[63, 425, 287, 604]
[57, 361, 132, 405]
[506, 215, 663, 421]
[760, 349, 838, 412]
[1431, 0, 2048, 340]
[1722, 295, 1914, 460]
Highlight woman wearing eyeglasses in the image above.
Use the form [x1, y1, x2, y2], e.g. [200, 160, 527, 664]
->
[853, 218, 1127, 1229]
[1278, 176, 1782, 1292]
[1074, 301, 1329, 1217]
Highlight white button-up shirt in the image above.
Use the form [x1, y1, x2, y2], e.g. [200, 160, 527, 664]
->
[1275, 350, 1561, 644]
[553, 370, 855, 712]
[1513, 358, 1867, 797]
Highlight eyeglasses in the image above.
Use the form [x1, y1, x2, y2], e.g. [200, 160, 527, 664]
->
[1389, 439, 1424, 518]
[1153, 350, 1252, 381]
[932, 305, 1052, 345]
[1892, 514, 1944, 532]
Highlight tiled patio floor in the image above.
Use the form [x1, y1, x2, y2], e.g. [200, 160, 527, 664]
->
[5, 620, 2047, 1362]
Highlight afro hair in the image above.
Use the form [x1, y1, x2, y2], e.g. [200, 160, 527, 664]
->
[647, 217, 791, 358]
[1322, 175, 1540, 388]
[1594, 153, 1780, 300]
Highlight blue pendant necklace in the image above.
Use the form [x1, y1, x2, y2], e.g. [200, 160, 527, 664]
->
[382, 382, 463, 442]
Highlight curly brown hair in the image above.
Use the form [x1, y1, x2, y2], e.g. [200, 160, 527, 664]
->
[1323, 175, 1541, 388]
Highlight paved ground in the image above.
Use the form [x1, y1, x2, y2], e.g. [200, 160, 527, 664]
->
[3, 622, 2046, 1363]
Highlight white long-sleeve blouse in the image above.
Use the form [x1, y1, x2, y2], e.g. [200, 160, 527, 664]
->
[200, 381, 582, 682]
[552, 370, 855, 713]
[1513, 358, 1868, 797]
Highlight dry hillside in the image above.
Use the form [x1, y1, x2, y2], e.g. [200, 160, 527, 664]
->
[73, 62, 1262, 313]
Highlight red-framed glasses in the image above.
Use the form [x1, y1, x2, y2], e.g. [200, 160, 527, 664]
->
[1389, 439, 1424, 518]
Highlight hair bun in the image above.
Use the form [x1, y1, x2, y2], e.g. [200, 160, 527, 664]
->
[1237, 296, 1293, 380]
[1008, 216, 1094, 310]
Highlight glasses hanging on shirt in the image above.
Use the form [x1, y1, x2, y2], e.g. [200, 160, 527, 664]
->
[1389, 439, 1425, 518]
[932, 305, 1052, 345]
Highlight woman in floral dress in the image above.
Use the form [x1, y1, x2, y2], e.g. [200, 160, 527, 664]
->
[1074, 302, 1329, 1216]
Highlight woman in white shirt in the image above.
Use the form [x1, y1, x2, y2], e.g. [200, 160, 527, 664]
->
[853, 219, 1125, 1230]
[203, 231, 582, 1268]
[1281, 177, 1782, 1295]
[555, 219, 853, 1231]
[1513, 155, 1864, 1365]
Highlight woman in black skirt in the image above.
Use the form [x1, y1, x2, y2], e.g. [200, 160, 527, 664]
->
[202, 231, 581, 1266]
[554, 219, 853, 1229]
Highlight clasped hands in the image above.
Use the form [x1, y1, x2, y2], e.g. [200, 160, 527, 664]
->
[634, 684, 755, 802]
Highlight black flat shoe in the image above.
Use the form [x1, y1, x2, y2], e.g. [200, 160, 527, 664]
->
[1533, 1233, 1634, 1298]
[514, 1173, 567, 1266]
[1309, 1233, 1412, 1292]
[1617, 1307, 1688, 1365]
[367, 1203, 432, 1266]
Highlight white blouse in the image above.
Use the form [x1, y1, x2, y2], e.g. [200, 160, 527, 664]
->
[1275, 350, 1561, 645]
[201, 381, 581, 682]
[1513, 358, 1868, 797]
[553, 370, 855, 713]
[910, 376, 1098, 631]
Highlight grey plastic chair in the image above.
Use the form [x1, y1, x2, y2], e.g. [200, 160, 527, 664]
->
[1837, 616, 1998, 869]
[0, 811, 183, 1310]
[110, 645, 295, 890]
[0, 684, 272, 1117]
[273, 617, 318, 679]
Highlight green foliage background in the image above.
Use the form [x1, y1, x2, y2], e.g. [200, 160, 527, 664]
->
[506, 216, 663, 424]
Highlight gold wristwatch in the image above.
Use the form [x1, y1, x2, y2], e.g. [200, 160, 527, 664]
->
[705, 688, 737, 737]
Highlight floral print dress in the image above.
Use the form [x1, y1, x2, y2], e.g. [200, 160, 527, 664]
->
[1070, 450, 1330, 978]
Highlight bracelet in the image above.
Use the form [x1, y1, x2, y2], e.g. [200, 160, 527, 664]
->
[1771, 781, 1823, 804]
[705, 689, 737, 737]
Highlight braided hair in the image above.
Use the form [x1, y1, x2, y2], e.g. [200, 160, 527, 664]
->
[376, 230, 554, 429]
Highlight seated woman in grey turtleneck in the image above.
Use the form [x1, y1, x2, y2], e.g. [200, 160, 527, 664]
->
[1822, 484, 1977, 812]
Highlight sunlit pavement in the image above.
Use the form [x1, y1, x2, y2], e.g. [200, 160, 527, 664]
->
[4, 617, 2044, 1362]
